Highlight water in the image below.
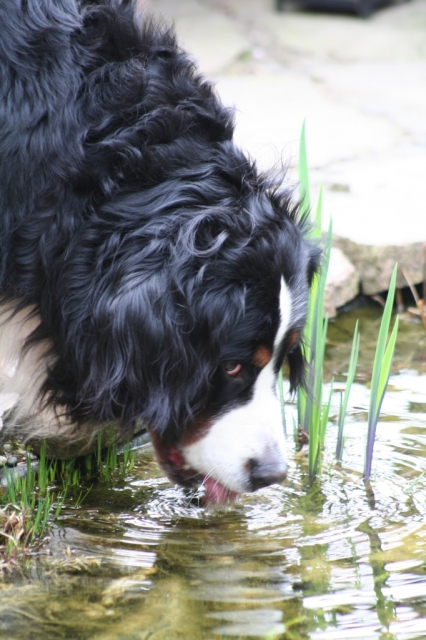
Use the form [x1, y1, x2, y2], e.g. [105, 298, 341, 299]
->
[1, 309, 425, 640]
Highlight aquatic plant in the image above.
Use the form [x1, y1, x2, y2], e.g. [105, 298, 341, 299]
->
[2, 443, 64, 548]
[0, 434, 136, 560]
[335, 320, 360, 462]
[296, 122, 333, 478]
[0, 504, 47, 565]
[291, 123, 398, 481]
[364, 264, 399, 480]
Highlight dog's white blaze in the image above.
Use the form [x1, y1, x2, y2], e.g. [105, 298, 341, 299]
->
[182, 359, 286, 493]
[274, 277, 292, 349]
[182, 280, 293, 494]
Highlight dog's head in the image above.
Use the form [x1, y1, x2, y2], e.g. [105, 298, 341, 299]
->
[142, 163, 320, 504]
[43, 142, 319, 504]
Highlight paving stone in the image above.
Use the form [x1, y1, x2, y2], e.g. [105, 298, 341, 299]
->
[325, 248, 359, 317]
[150, 0, 426, 301]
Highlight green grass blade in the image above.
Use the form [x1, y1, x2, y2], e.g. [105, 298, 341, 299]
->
[308, 416, 318, 476]
[312, 185, 323, 240]
[364, 265, 398, 479]
[377, 316, 399, 407]
[278, 367, 287, 435]
[297, 385, 307, 439]
[373, 316, 399, 426]
[336, 321, 360, 461]
[4, 470, 17, 504]
[368, 264, 398, 422]
[298, 120, 310, 217]
[38, 441, 48, 495]
[307, 223, 331, 477]
[320, 379, 334, 447]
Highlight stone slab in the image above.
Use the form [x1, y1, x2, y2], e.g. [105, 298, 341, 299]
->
[214, 74, 399, 173]
[151, 0, 251, 75]
[151, 0, 426, 301]
[315, 148, 426, 246]
[333, 236, 426, 294]
[325, 247, 359, 316]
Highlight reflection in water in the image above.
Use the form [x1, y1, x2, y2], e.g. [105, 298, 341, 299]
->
[0, 310, 425, 639]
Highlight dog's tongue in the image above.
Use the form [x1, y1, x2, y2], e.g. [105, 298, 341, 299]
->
[202, 476, 239, 505]
[167, 447, 239, 505]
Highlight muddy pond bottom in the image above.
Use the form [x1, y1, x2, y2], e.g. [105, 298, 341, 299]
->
[1, 309, 426, 640]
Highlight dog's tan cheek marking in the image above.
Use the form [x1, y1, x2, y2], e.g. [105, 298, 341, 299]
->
[252, 345, 272, 369]
[287, 329, 300, 349]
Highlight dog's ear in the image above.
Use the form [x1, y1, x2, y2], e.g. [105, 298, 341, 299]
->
[35, 259, 215, 439]
[307, 244, 322, 285]
[69, 273, 217, 439]
[276, 222, 322, 395]
[286, 344, 306, 393]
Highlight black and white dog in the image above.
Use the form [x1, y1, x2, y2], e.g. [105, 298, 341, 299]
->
[0, 0, 319, 504]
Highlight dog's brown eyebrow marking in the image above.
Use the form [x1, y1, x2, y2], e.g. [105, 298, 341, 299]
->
[252, 345, 272, 369]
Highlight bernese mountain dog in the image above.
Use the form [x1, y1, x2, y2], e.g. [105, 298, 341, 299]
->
[0, 0, 320, 504]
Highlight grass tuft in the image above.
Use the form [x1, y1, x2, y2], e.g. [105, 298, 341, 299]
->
[287, 122, 399, 481]
[0, 433, 136, 563]
[296, 122, 333, 478]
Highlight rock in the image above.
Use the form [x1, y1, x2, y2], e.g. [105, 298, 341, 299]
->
[333, 236, 425, 295]
[325, 247, 359, 317]
[0, 456, 7, 467]
[6, 456, 18, 467]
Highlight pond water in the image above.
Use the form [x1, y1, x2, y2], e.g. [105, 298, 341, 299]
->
[1, 308, 426, 640]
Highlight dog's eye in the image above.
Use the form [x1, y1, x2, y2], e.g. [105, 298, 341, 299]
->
[223, 361, 242, 377]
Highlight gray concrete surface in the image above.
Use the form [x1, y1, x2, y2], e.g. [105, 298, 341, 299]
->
[150, 0, 426, 308]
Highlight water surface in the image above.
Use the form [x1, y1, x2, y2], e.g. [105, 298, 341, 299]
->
[1, 309, 425, 640]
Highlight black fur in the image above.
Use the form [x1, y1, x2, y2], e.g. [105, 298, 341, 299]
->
[0, 0, 319, 456]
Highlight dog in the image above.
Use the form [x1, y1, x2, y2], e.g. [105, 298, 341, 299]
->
[0, 0, 320, 504]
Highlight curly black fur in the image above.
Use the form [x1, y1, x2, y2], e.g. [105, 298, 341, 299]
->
[0, 0, 319, 455]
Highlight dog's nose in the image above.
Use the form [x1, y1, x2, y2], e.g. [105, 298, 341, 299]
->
[247, 452, 287, 492]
